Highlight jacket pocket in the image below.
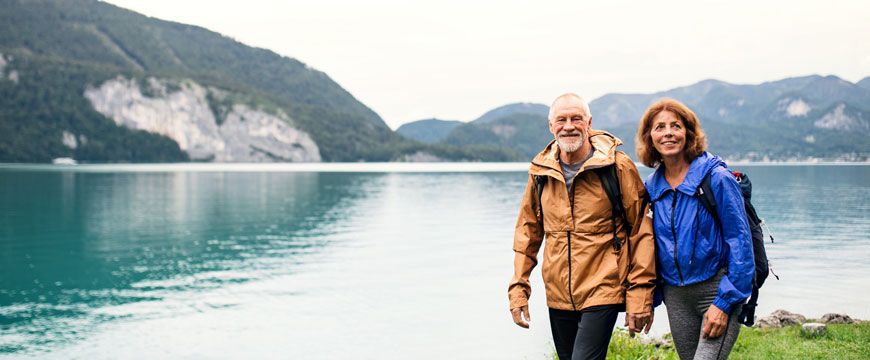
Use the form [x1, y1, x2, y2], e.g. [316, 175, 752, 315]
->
[542, 232, 571, 305]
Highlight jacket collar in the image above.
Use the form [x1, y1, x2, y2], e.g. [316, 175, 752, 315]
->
[529, 130, 623, 180]
[646, 151, 725, 201]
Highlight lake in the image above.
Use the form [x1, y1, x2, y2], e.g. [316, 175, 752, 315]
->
[1, 163, 869, 359]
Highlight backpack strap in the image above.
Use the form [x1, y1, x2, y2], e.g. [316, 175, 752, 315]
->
[594, 164, 630, 254]
[695, 172, 720, 226]
[533, 175, 546, 223]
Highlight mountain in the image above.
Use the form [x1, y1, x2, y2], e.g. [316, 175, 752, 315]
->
[441, 76, 870, 161]
[441, 112, 549, 161]
[592, 75, 870, 126]
[3, 1, 866, 163]
[590, 75, 870, 160]
[396, 118, 463, 144]
[0, 0, 516, 163]
[473, 102, 549, 123]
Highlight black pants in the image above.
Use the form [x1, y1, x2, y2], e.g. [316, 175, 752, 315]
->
[548, 304, 622, 360]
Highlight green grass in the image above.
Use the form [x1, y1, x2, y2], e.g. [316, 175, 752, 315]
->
[554, 322, 870, 359]
[729, 322, 870, 360]
[605, 328, 676, 360]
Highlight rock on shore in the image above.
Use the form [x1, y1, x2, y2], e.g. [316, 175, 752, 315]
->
[821, 313, 857, 324]
[756, 310, 862, 328]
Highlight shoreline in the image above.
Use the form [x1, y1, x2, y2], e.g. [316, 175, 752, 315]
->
[1, 161, 869, 174]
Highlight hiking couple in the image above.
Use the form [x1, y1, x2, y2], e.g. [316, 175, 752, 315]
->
[508, 94, 754, 360]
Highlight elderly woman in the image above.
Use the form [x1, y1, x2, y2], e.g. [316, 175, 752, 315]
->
[636, 99, 753, 359]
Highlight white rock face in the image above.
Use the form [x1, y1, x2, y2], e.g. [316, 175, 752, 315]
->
[814, 103, 869, 133]
[84, 77, 321, 162]
[219, 104, 321, 162]
[62, 131, 78, 149]
[0, 53, 15, 84]
[400, 151, 443, 162]
[0, 53, 6, 78]
[777, 97, 811, 117]
[786, 99, 810, 117]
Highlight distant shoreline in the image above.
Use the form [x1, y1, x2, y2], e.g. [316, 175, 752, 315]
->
[1, 161, 870, 174]
[721, 161, 870, 166]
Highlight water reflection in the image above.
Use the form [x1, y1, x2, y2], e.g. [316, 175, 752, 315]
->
[0, 171, 380, 353]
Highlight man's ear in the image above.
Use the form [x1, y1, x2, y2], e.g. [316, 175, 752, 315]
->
[588, 116, 592, 127]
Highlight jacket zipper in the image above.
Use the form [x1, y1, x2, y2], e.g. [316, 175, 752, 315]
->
[567, 231, 576, 310]
[670, 193, 685, 286]
[532, 160, 583, 310]
[567, 171, 578, 310]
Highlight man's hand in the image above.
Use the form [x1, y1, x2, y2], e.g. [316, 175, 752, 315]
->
[510, 305, 531, 328]
[702, 304, 728, 339]
[624, 311, 654, 337]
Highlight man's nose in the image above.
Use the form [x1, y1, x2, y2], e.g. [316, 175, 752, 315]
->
[564, 120, 576, 130]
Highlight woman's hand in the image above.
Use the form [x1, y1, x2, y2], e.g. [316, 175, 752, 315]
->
[702, 304, 729, 338]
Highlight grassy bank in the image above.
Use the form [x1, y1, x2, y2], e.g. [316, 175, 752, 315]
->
[730, 322, 870, 359]
[554, 322, 870, 359]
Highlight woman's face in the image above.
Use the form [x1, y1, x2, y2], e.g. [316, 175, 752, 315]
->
[650, 110, 686, 160]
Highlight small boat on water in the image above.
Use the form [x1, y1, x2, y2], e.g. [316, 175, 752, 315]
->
[52, 157, 77, 165]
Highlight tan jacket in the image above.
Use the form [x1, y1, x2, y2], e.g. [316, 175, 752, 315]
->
[508, 130, 656, 313]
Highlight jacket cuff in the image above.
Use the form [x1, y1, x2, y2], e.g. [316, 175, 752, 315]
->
[508, 286, 530, 309]
[509, 294, 528, 310]
[625, 289, 653, 313]
[712, 297, 733, 314]
[652, 286, 663, 308]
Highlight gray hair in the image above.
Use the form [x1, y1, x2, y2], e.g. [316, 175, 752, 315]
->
[548, 93, 592, 121]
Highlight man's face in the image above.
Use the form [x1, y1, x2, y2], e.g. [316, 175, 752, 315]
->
[548, 98, 591, 153]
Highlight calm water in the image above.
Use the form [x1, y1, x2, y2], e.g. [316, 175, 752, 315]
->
[1, 163, 869, 359]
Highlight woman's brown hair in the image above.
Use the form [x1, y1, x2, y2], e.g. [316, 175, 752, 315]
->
[635, 98, 707, 168]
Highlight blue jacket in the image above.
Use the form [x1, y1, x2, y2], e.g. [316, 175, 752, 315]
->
[645, 152, 754, 313]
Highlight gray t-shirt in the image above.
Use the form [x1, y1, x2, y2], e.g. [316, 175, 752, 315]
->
[560, 151, 594, 191]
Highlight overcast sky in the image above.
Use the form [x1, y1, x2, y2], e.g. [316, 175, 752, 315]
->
[104, 0, 870, 129]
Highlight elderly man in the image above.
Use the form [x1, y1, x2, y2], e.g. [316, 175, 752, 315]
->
[508, 93, 657, 360]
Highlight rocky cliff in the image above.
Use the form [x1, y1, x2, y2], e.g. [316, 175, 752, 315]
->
[84, 77, 321, 162]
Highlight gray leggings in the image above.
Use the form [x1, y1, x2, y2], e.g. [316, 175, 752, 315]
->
[663, 270, 742, 360]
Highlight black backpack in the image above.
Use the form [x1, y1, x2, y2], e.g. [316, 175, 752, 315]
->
[695, 171, 777, 327]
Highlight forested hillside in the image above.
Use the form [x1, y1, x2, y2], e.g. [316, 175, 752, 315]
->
[0, 0, 516, 162]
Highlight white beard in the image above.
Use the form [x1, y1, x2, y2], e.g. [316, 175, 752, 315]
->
[557, 132, 583, 153]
